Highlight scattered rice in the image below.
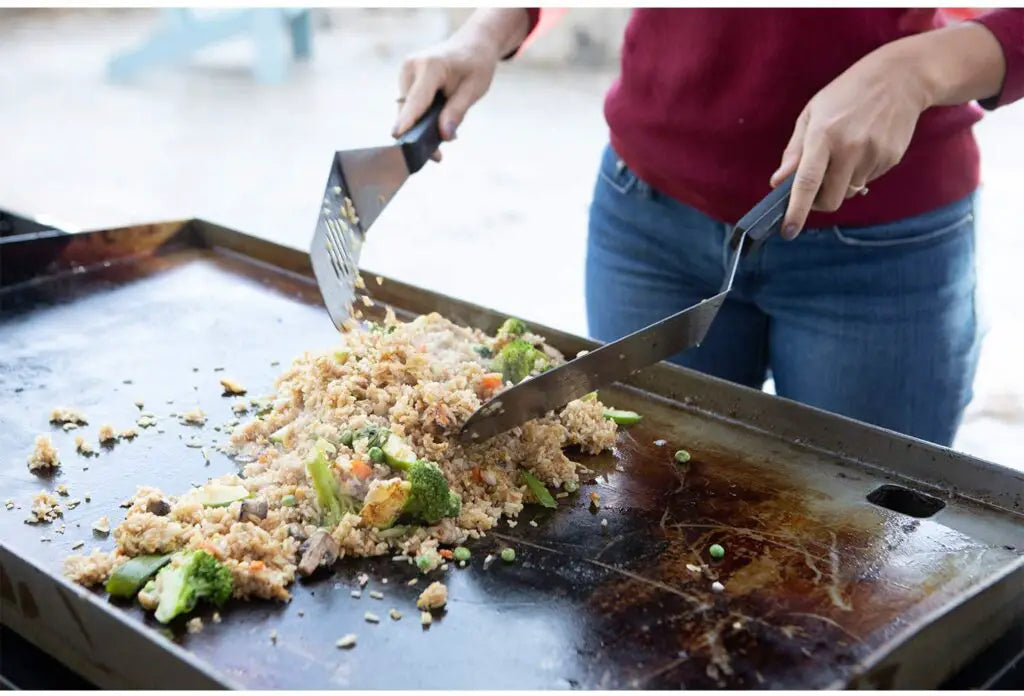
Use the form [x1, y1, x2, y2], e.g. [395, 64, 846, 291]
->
[420, 611, 432, 626]
[50, 407, 87, 425]
[232, 400, 249, 415]
[416, 581, 447, 610]
[186, 617, 204, 634]
[26, 491, 62, 524]
[98, 423, 117, 444]
[364, 612, 380, 623]
[389, 608, 402, 621]
[350, 590, 362, 599]
[369, 590, 383, 600]
[120, 428, 139, 440]
[181, 408, 207, 426]
[4, 499, 14, 511]
[220, 378, 247, 396]
[336, 633, 357, 648]
[55, 484, 69, 497]
[74, 435, 96, 457]
[62, 423, 79, 432]
[137, 416, 157, 428]
[27, 435, 60, 473]
[92, 515, 111, 536]
[711, 581, 725, 593]
[62, 549, 124, 586]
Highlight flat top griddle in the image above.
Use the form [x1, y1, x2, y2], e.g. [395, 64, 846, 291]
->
[1, 220, 1022, 690]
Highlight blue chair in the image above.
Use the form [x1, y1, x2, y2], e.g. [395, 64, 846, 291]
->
[108, 8, 312, 84]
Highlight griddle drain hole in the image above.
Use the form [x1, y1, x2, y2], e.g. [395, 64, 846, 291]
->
[867, 484, 945, 518]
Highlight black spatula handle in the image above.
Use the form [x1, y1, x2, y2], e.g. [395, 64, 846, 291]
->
[735, 174, 795, 242]
[398, 91, 446, 174]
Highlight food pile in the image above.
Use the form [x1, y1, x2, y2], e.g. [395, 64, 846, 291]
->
[59, 311, 628, 626]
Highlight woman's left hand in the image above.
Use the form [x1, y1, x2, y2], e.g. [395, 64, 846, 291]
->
[770, 47, 931, 239]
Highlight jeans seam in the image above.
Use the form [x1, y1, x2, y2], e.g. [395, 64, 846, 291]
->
[832, 212, 974, 248]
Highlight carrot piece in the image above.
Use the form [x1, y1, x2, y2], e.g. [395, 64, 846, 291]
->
[471, 466, 482, 483]
[439, 549, 453, 560]
[351, 459, 372, 480]
[249, 560, 265, 572]
[480, 373, 503, 391]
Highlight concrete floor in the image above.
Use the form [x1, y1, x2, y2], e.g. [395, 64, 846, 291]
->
[1, 8, 1021, 471]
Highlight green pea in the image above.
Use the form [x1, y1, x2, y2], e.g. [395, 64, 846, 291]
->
[340, 430, 354, 447]
[674, 449, 691, 463]
[709, 543, 725, 559]
[415, 555, 432, 570]
[500, 547, 516, 563]
[564, 480, 579, 493]
[280, 495, 296, 508]
[453, 546, 471, 562]
[368, 446, 384, 463]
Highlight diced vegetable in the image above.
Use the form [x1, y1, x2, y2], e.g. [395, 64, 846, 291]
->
[381, 433, 417, 468]
[193, 484, 250, 508]
[492, 339, 548, 385]
[453, 546, 471, 562]
[360, 478, 412, 529]
[269, 424, 292, 444]
[500, 547, 516, 563]
[472, 345, 492, 359]
[580, 391, 598, 402]
[521, 470, 557, 509]
[480, 373, 504, 391]
[602, 409, 643, 425]
[334, 350, 350, 363]
[280, 495, 297, 507]
[340, 430, 354, 447]
[368, 446, 385, 464]
[105, 554, 171, 598]
[306, 439, 357, 527]
[146, 550, 233, 624]
[674, 449, 691, 463]
[709, 543, 725, 560]
[564, 480, 579, 493]
[350, 459, 373, 480]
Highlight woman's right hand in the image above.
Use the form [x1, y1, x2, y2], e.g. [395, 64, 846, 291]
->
[392, 9, 532, 159]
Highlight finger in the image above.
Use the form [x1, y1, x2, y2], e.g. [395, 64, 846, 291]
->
[771, 109, 809, 187]
[782, 131, 829, 240]
[430, 149, 443, 163]
[392, 58, 446, 137]
[437, 74, 489, 140]
[815, 154, 858, 212]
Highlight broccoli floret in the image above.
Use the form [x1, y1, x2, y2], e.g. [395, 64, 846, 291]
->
[499, 317, 529, 336]
[145, 550, 233, 624]
[388, 459, 462, 526]
[306, 438, 358, 527]
[492, 338, 548, 384]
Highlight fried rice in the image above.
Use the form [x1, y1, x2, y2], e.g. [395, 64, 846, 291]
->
[64, 311, 618, 606]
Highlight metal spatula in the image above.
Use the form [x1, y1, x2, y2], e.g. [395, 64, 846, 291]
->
[311, 93, 446, 329]
[460, 175, 795, 443]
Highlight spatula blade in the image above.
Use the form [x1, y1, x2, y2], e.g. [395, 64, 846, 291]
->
[459, 291, 728, 443]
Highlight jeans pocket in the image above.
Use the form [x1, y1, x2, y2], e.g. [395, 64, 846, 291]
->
[831, 199, 974, 248]
[598, 146, 640, 196]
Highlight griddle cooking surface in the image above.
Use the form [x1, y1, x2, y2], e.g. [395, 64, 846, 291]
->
[1, 239, 1021, 689]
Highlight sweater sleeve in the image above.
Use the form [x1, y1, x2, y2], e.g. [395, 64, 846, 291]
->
[971, 8, 1024, 109]
[502, 8, 542, 60]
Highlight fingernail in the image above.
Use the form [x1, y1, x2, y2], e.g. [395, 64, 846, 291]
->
[444, 121, 458, 140]
[391, 122, 401, 138]
[782, 223, 799, 240]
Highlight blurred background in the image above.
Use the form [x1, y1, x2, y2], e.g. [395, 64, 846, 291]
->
[0, 7, 1020, 470]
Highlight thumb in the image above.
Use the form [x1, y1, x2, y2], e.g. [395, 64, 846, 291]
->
[771, 109, 808, 187]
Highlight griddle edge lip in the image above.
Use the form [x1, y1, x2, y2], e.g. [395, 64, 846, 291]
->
[834, 553, 1024, 688]
[0, 539, 241, 689]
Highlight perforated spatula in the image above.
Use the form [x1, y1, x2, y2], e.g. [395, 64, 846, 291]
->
[459, 175, 796, 443]
[311, 92, 446, 329]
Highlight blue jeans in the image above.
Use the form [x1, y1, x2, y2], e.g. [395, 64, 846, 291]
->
[585, 144, 981, 446]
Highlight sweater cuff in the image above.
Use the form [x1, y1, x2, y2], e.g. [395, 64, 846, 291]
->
[971, 9, 1024, 109]
[502, 9, 541, 60]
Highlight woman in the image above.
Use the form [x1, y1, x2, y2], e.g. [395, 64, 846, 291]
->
[393, 8, 1023, 446]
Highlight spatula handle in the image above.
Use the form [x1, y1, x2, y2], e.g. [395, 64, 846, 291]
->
[735, 174, 795, 242]
[398, 91, 446, 174]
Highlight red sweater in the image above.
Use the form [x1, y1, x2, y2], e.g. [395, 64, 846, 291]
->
[521, 9, 1024, 227]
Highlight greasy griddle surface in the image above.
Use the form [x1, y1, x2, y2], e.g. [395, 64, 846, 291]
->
[0, 247, 1018, 689]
